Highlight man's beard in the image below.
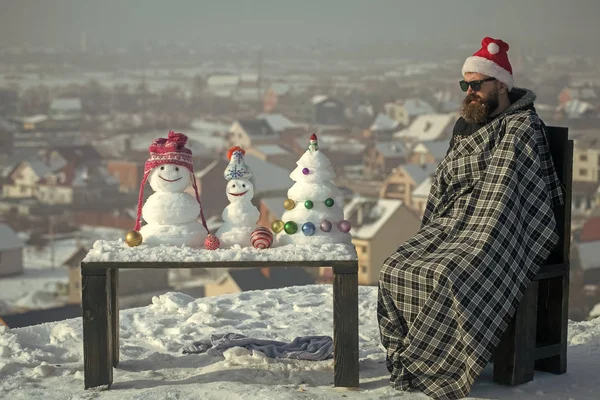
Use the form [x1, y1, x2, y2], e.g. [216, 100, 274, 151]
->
[462, 89, 499, 124]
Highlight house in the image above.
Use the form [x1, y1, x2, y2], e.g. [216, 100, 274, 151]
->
[243, 154, 293, 199]
[384, 98, 436, 126]
[12, 114, 49, 131]
[0, 223, 24, 277]
[363, 141, 409, 178]
[379, 164, 437, 207]
[257, 113, 301, 134]
[310, 95, 346, 125]
[228, 119, 277, 149]
[573, 240, 600, 284]
[319, 197, 421, 285]
[0, 117, 17, 154]
[393, 113, 457, 143]
[572, 132, 600, 183]
[559, 86, 597, 105]
[408, 140, 451, 165]
[579, 216, 600, 242]
[204, 267, 314, 297]
[366, 113, 400, 138]
[411, 177, 432, 217]
[246, 144, 297, 171]
[572, 182, 600, 217]
[49, 98, 82, 120]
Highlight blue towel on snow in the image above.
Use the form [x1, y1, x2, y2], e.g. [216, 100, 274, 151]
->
[182, 333, 333, 361]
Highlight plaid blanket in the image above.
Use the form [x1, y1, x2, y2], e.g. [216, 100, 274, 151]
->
[378, 95, 564, 399]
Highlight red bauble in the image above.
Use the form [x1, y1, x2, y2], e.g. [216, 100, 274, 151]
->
[204, 234, 220, 250]
[251, 227, 273, 249]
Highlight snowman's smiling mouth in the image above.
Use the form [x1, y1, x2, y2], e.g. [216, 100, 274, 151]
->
[229, 191, 248, 196]
[159, 175, 182, 182]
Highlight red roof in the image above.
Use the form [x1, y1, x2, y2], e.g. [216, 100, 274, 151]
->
[580, 216, 600, 242]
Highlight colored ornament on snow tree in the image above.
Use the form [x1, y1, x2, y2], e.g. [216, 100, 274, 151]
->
[125, 230, 143, 247]
[251, 227, 273, 249]
[276, 133, 352, 245]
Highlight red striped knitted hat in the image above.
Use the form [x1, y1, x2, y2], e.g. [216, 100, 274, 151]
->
[133, 131, 208, 233]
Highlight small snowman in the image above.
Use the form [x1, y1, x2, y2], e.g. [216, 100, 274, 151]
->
[215, 146, 260, 248]
[133, 131, 210, 247]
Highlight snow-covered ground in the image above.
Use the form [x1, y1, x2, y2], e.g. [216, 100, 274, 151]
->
[1, 285, 599, 400]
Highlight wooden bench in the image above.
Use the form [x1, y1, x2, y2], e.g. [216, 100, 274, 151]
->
[493, 125, 573, 385]
[80, 260, 359, 390]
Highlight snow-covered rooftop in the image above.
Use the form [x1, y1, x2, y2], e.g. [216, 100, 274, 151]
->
[0, 223, 24, 251]
[402, 164, 437, 186]
[575, 241, 600, 270]
[252, 144, 290, 157]
[343, 197, 402, 240]
[412, 140, 451, 161]
[412, 177, 433, 199]
[394, 113, 457, 142]
[369, 113, 400, 132]
[244, 154, 293, 196]
[257, 113, 300, 133]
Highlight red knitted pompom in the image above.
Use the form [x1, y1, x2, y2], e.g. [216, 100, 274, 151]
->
[204, 234, 220, 250]
[168, 131, 188, 147]
[227, 146, 245, 160]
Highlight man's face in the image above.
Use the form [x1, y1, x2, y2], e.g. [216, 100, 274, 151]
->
[461, 72, 500, 124]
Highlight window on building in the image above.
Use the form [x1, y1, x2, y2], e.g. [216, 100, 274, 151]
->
[579, 169, 588, 176]
[361, 245, 368, 254]
[580, 154, 588, 162]
[361, 265, 368, 274]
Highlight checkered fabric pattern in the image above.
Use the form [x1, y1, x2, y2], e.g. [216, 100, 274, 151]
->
[378, 109, 564, 400]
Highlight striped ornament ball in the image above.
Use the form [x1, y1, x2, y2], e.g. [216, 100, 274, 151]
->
[251, 227, 273, 249]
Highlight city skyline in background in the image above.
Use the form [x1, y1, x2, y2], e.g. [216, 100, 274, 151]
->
[1, 0, 600, 59]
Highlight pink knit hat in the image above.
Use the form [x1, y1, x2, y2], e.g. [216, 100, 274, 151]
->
[133, 131, 208, 233]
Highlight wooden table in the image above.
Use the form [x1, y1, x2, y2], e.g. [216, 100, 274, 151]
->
[80, 259, 359, 390]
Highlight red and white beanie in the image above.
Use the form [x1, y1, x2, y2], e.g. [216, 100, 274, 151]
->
[462, 37, 514, 90]
[133, 131, 208, 233]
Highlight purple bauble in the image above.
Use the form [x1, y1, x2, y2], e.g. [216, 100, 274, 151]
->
[302, 167, 310, 175]
[338, 220, 351, 233]
[320, 220, 332, 232]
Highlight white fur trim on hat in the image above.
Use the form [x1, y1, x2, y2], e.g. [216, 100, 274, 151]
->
[462, 56, 514, 90]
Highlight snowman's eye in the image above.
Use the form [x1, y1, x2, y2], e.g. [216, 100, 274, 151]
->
[232, 184, 236, 188]
[242, 184, 246, 188]
[160, 166, 164, 170]
[175, 167, 179, 172]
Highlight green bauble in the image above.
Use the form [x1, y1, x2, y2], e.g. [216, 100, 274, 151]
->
[284, 221, 298, 234]
[325, 198, 335, 207]
[304, 200, 314, 209]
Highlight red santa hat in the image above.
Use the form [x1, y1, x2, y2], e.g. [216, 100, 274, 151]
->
[133, 131, 208, 233]
[462, 37, 514, 90]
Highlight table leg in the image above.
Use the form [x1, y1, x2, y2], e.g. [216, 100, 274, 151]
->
[82, 268, 113, 389]
[332, 264, 359, 388]
[110, 268, 119, 367]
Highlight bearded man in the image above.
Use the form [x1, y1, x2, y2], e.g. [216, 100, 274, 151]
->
[377, 37, 564, 400]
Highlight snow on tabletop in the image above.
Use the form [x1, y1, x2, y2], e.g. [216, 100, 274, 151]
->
[2, 285, 600, 399]
[82, 239, 357, 263]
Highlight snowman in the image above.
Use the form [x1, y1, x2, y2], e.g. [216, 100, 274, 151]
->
[133, 131, 209, 247]
[215, 146, 260, 248]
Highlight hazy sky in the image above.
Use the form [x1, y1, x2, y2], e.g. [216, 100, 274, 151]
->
[1, 0, 599, 55]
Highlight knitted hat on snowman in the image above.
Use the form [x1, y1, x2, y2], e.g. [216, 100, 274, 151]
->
[224, 146, 252, 180]
[462, 37, 514, 90]
[133, 131, 208, 232]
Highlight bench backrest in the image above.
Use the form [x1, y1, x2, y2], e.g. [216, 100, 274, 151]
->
[544, 126, 573, 265]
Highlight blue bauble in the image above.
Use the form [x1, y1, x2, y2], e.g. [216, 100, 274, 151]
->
[302, 222, 316, 236]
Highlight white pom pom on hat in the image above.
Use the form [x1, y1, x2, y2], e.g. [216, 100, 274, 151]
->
[487, 42, 500, 54]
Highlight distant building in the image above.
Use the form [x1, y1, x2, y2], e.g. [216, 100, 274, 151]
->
[408, 140, 451, 165]
[204, 267, 314, 297]
[319, 197, 421, 285]
[49, 98, 82, 121]
[393, 113, 457, 143]
[228, 119, 277, 149]
[363, 141, 409, 178]
[380, 164, 437, 208]
[308, 95, 346, 125]
[384, 98, 436, 126]
[0, 223, 24, 277]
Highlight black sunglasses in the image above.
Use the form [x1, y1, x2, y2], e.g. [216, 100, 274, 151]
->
[459, 77, 496, 92]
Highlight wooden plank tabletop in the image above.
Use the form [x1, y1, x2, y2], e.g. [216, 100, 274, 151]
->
[81, 259, 358, 270]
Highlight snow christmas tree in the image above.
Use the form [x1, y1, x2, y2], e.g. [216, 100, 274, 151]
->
[274, 134, 351, 246]
[215, 146, 261, 248]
